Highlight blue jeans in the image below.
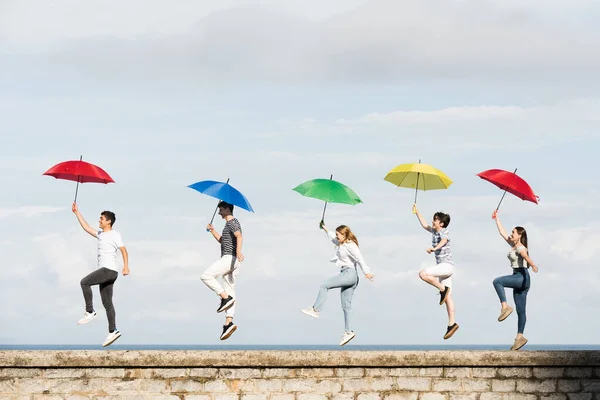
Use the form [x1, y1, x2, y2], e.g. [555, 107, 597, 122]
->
[493, 268, 530, 334]
[313, 267, 359, 332]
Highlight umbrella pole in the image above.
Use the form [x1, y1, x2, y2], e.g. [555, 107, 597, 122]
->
[208, 178, 230, 230]
[412, 161, 421, 214]
[495, 168, 518, 211]
[320, 174, 333, 225]
[73, 155, 82, 203]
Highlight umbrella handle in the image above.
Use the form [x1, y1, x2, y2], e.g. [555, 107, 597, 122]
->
[413, 170, 420, 214]
[495, 168, 517, 211]
[320, 174, 333, 225]
[207, 178, 230, 232]
[74, 155, 83, 203]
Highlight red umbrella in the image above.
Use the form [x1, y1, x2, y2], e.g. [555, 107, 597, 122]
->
[477, 168, 539, 210]
[43, 155, 114, 202]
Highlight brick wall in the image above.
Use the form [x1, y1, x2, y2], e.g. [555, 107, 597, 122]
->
[1, 351, 599, 399]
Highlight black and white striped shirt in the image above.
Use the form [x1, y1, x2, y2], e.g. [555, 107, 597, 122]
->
[221, 218, 242, 257]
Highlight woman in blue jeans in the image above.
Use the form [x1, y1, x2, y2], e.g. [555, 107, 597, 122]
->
[492, 210, 539, 351]
[301, 222, 375, 346]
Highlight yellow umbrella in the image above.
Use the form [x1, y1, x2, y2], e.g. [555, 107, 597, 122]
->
[384, 160, 453, 213]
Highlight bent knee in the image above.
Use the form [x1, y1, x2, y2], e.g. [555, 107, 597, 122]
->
[418, 270, 429, 280]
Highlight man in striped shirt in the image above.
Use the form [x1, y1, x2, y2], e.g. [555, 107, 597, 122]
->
[202, 201, 244, 340]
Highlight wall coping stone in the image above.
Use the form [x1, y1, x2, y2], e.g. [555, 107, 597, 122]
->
[1, 350, 600, 368]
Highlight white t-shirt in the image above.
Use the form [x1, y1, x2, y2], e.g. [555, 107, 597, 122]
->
[97, 230, 124, 271]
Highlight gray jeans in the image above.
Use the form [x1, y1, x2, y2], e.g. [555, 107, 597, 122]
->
[80, 267, 118, 332]
[313, 267, 359, 332]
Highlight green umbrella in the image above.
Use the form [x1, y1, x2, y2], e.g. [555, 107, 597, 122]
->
[292, 174, 362, 224]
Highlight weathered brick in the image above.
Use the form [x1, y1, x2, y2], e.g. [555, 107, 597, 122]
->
[540, 395, 568, 400]
[498, 369, 532, 379]
[336, 368, 365, 377]
[85, 368, 127, 378]
[595, 369, 600, 378]
[0, 379, 18, 393]
[533, 368, 565, 379]
[492, 380, 516, 392]
[263, 369, 292, 378]
[241, 395, 268, 400]
[15, 378, 44, 393]
[232, 379, 257, 392]
[384, 394, 419, 400]
[371, 378, 395, 391]
[31, 396, 64, 400]
[445, 368, 472, 378]
[138, 378, 168, 392]
[64, 396, 90, 400]
[271, 395, 295, 400]
[332, 394, 355, 400]
[503, 395, 537, 400]
[213, 395, 239, 400]
[0, 368, 43, 378]
[342, 378, 371, 392]
[387, 368, 421, 377]
[204, 379, 230, 392]
[434, 379, 462, 392]
[298, 395, 328, 400]
[421, 368, 444, 377]
[296, 368, 335, 378]
[582, 380, 600, 393]
[357, 394, 382, 400]
[559, 380, 582, 393]
[449, 395, 478, 400]
[185, 395, 212, 400]
[516, 379, 557, 393]
[396, 377, 432, 391]
[254, 379, 284, 392]
[474, 368, 498, 378]
[462, 379, 492, 392]
[221, 369, 263, 379]
[187, 368, 218, 378]
[315, 380, 342, 394]
[151, 368, 187, 379]
[170, 379, 204, 392]
[566, 369, 593, 379]
[148, 396, 180, 400]
[283, 379, 318, 392]
[567, 395, 593, 400]
[420, 394, 447, 400]
[480, 394, 503, 400]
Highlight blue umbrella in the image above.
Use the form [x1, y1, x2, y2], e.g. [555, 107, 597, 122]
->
[188, 178, 255, 227]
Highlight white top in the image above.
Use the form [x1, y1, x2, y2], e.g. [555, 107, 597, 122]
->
[97, 230, 124, 271]
[507, 245, 527, 269]
[326, 230, 371, 274]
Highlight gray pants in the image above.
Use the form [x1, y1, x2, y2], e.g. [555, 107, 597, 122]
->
[81, 268, 118, 332]
[313, 267, 359, 332]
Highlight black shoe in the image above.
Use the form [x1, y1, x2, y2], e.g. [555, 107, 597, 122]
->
[439, 286, 450, 305]
[217, 296, 235, 313]
[220, 322, 237, 340]
[444, 323, 459, 340]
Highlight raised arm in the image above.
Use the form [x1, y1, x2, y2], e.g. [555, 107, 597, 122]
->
[413, 204, 433, 233]
[492, 210, 511, 245]
[320, 221, 340, 245]
[72, 203, 97, 238]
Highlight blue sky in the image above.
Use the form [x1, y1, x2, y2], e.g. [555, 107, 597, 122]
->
[1, 0, 599, 346]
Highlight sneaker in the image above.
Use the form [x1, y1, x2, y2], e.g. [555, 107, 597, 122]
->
[510, 336, 528, 351]
[498, 306, 514, 322]
[439, 286, 450, 305]
[301, 308, 319, 319]
[340, 331, 356, 346]
[443, 323, 459, 340]
[77, 311, 97, 325]
[217, 296, 235, 313]
[220, 322, 237, 340]
[102, 330, 121, 347]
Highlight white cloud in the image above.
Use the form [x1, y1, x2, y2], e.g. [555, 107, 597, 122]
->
[0, 206, 65, 219]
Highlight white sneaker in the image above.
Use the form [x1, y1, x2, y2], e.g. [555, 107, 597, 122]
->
[301, 308, 319, 319]
[102, 330, 121, 347]
[77, 311, 97, 325]
[340, 331, 356, 346]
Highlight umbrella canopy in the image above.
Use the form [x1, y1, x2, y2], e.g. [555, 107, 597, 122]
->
[477, 168, 539, 209]
[384, 162, 452, 191]
[43, 156, 114, 202]
[292, 178, 362, 205]
[188, 180, 254, 213]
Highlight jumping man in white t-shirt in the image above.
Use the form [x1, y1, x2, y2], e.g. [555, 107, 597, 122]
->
[72, 203, 129, 347]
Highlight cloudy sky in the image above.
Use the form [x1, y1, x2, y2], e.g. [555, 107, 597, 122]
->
[1, 0, 599, 347]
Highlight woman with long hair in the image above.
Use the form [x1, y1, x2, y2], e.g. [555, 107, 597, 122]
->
[301, 222, 375, 346]
[492, 210, 539, 350]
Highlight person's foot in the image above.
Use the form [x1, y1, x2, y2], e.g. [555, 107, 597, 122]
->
[220, 322, 237, 340]
[340, 331, 356, 346]
[510, 336, 528, 351]
[217, 296, 235, 313]
[301, 308, 319, 319]
[443, 323, 459, 340]
[77, 311, 97, 325]
[102, 330, 121, 347]
[439, 286, 450, 305]
[498, 306, 514, 322]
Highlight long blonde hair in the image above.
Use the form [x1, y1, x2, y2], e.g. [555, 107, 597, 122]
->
[336, 225, 359, 247]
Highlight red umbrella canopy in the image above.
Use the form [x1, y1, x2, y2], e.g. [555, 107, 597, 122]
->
[477, 169, 538, 204]
[43, 160, 114, 184]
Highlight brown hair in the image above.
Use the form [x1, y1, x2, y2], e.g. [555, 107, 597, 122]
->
[336, 225, 359, 247]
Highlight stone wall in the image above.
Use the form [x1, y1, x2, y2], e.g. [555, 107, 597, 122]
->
[1, 350, 599, 400]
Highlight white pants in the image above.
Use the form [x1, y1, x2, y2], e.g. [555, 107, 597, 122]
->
[423, 262, 455, 288]
[200, 255, 240, 317]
